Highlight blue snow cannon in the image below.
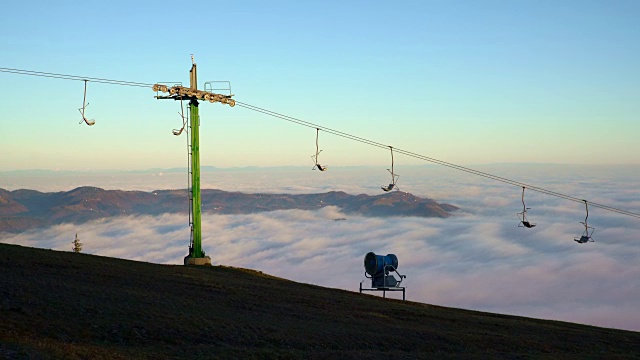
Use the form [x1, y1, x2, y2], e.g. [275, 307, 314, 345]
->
[361, 252, 406, 298]
[364, 252, 398, 277]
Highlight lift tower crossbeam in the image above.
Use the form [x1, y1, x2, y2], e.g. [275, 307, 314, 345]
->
[153, 58, 235, 265]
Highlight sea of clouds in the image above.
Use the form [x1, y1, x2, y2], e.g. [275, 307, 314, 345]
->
[1, 165, 639, 331]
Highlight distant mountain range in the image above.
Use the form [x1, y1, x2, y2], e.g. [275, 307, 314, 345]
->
[0, 187, 458, 233]
[0, 166, 370, 175]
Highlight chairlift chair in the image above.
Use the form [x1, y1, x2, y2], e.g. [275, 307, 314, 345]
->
[78, 80, 95, 126]
[314, 163, 327, 171]
[311, 128, 328, 171]
[172, 95, 187, 136]
[574, 200, 595, 243]
[382, 169, 400, 192]
[575, 233, 594, 244]
[78, 108, 95, 126]
[311, 150, 327, 171]
[519, 218, 536, 229]
[381, 146, 399, 191]
[517, 187, 536, 228]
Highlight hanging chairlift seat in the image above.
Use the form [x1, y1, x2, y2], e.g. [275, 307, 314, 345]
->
[381, 171, 399, 192]
[520, 220, 536, 228]
[574, 223, 595, 243]
[82, 116, 95, 126]
[574, 235, 593, 244]
[574, 201, 595, 244]
[78, 108, 95, 126]
[78, 80, 95, 126]
[517, 187, 536, 228]
[381, 147, 399, 192]
[311, 129, 328, 172]
[517, 212, 536, 228]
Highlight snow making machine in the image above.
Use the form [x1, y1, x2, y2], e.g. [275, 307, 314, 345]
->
[359, 252, 406, 300]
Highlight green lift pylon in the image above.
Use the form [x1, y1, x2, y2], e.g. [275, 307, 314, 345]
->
[153, 57, 235, 266]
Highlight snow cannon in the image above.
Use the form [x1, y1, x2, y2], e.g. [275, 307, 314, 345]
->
[362, 252, 406, 294]
[364, 252, 398, 277]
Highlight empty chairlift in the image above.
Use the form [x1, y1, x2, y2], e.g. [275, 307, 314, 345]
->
[311, 128, 327, 171]
[517, 187, 536, 228]
[575, 200, 595, 243]
[381, 146, 399, 192]
[78, 80, 95, 126]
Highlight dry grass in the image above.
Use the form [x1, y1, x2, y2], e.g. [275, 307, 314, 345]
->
[1, 243, 639, 359]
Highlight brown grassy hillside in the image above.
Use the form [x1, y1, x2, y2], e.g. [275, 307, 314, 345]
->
[1, 243, 639, 359]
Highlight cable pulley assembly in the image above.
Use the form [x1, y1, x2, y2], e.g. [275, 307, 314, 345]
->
[153, 84, 235, 107]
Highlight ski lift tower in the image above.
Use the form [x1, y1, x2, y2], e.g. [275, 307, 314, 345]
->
[153, 56, 235, 266]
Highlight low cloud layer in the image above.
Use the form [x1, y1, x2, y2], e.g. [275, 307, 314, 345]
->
[2, 165, 640, 331]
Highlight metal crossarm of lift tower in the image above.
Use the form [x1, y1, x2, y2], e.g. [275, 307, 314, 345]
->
[152, 84, 236, 107]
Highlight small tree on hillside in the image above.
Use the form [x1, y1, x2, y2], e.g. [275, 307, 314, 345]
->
[72, 233, 83, 253]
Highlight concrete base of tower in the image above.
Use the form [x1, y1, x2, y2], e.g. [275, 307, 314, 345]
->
[184, 255, 212, 266]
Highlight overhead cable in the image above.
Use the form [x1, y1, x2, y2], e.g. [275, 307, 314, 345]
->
[234, 101, 640, 219]
[2, 66, 639, 219]
[0, 67, 154, 88]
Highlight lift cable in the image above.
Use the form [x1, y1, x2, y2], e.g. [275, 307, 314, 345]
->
[0, 67, 153, 88]
[233, 101, 640, 219]
[2, 66, 639, 219]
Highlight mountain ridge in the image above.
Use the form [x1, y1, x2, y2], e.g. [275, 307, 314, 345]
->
[0, 187, 458, 233]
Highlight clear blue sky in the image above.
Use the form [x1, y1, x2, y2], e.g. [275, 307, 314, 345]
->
[1, 0, 639, 170]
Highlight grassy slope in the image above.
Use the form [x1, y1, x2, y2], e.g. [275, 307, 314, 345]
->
[1, 243, 639, 359]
